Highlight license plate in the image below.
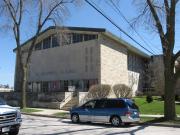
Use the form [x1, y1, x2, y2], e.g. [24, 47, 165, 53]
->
[2, 127, 10, 133]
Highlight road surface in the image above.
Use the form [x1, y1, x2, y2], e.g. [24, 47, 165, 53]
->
[19, 115, 180, 135]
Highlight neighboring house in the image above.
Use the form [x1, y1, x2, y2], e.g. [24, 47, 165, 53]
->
[149, 55, 180, 95]
[0, 88, 13, 92]
[0, 84, 13, 92]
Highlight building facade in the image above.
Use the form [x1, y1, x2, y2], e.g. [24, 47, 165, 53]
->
[14, 26, 150, 95]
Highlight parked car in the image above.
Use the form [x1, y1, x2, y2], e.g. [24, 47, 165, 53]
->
[70, 98, 140, 126]
[0, 97, 22, 135]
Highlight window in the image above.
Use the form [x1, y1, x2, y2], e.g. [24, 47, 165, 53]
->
[64, 80, 68, 91]
[43, 36, 51, 49]
[89, 79, 98, 87]
[52, 34, 60, 47]
[83, 100, 96, 109]
[62, 33, 72, 45]
[35, 42, 42, 50]
[72, 33, 83, 43]
[28, 82, 33, 92]
[94, 100, 106, 108]
[42, 82, 49, 92]
[83, 80, 89, 91]
[105, 100, 126, 108]
[49, 81, 60, 91]
[84, 34, 98, 41]
[60, 80, 64, 91]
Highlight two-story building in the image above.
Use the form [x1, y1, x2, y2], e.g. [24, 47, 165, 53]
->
[13, 26, 152, 109]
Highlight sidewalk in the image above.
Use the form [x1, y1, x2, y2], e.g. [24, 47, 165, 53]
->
[30, 108, 68, 116]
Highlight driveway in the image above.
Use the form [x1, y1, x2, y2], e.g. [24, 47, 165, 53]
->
[19, 115, 180, 135]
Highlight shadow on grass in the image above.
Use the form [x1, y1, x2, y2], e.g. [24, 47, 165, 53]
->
[141, 117, 180, 128]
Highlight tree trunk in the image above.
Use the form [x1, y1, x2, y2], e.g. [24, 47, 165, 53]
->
[21, 65, 27, 108]
[164, 59, 176, 120]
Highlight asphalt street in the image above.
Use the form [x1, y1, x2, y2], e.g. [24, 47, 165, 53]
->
[19, 115, 180, 135]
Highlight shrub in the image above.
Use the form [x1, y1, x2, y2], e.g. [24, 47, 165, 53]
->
[113, 84, 132, 98]
[84, 84, 111, 101]
[161, 95, 164, 100]
[146, 95, 153, 103]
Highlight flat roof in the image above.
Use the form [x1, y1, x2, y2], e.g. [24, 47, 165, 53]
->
[13, 26, 150, 59]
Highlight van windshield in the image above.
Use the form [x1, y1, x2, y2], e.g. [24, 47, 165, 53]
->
[0, 97, 6, 105]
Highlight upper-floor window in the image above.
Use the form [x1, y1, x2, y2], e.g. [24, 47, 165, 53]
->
[33, 33, 98, 51]
[72, 33, 83, 43]
[43, 36, 51, 49]
[52, 34, 60, 48]
[62, 33, 72, 45]
[35, 42, 42, 50]
[84, 34, 98, 41]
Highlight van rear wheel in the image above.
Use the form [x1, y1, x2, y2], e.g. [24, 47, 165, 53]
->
[71, 114, 79, 123]
[110, 116, 121, 127]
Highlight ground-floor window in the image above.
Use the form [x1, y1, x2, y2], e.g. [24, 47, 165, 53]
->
[28, 79, 98, 92]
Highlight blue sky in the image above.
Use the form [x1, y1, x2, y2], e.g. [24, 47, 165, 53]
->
[0, 0, 180, 87]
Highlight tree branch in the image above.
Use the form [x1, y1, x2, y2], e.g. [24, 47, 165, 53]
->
[3, 0, 18, 25]
[38, 0, 43, 28]
[146, 0, 166, 46]
[26, 0, 75, 64]
[164, 0, 169, 14]
[18, 0, 23, 25]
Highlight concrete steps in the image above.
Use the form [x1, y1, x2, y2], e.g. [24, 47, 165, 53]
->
[60, 97, 78, 111]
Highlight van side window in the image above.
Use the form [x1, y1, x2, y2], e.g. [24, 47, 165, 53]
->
[105, 100, 126, 108]
[94, 100, 106, 108]
[83, 100, 96, 109]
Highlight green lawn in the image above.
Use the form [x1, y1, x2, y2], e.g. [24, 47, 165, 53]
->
[134, 97, 180, 115]
[52, 112, 69, 118]
[21, 108, 42, 113]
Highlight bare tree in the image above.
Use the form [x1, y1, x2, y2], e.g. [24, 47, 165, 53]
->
[0, 0, 77, 108]
[131, 0, 180, 120]
[110, 0, 179, 120]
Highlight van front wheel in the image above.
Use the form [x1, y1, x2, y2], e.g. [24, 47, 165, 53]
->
[110, 116, 121, 127]
[71, 114, 79, 123]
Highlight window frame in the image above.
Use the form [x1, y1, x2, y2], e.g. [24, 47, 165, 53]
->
[43, 36, 51, 49]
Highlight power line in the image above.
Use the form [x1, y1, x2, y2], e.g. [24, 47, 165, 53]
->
[85, 0, 155, 55]
[107, 0, 159, 54]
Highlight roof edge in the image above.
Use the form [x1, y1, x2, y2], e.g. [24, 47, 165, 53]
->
[103, 31, 150, 59]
